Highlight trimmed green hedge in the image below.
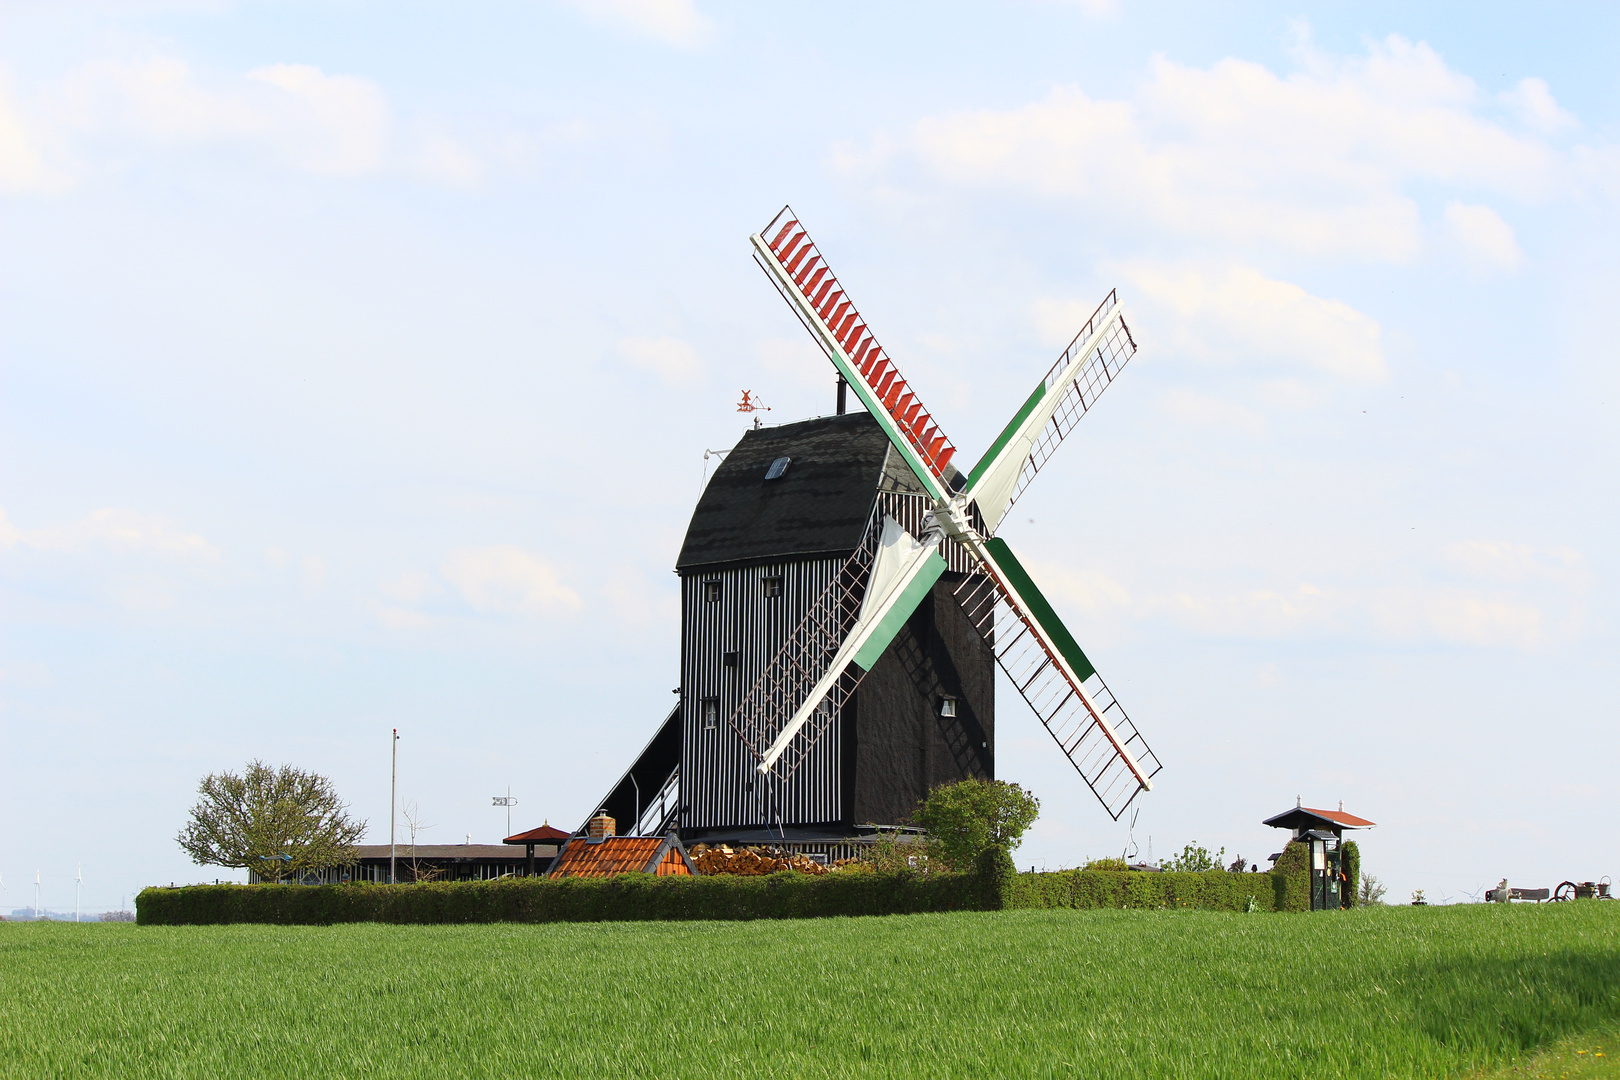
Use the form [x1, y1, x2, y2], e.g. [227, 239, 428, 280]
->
[1005, 867, 1288, 912]
[139, 844, 1309, 925]
[1341, 839, 1361, 908]
[137, 868, 988, 926]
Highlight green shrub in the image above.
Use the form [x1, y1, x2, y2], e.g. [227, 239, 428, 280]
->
[1341, 839, 1361, 908]
[137, 868, 989, 926]
[1269, 840, 1311, 912]
[914, 779, 1040, 871]
[1004, 868, 1285, 912]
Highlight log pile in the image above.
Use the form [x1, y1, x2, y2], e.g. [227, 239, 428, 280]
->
[687, 843, 830, 876]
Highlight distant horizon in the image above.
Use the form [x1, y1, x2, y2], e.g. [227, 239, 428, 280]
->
[3, 1, 1617, 910]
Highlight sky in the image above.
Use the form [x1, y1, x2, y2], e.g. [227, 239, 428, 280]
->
[3, 0, 1618, 913]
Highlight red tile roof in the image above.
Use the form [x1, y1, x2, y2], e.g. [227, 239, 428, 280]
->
[504, 823, 572, 844]
[1301, 807, 1377, 828]
[549, 836, 694, 878]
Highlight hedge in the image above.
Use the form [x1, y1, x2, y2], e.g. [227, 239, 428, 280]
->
[137, 864, 993, 926]
[138, 845, 1310, 925]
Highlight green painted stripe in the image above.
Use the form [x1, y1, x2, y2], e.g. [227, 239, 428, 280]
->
[985, 537, 1096, 682]
[852, 552, 948, 670]
[968, 381, 1046, 488]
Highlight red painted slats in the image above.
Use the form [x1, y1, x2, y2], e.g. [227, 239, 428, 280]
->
[837, 314, 861, 346]
[883, 381, 907, 410]
[824, 298, 849, 326]
[770, 219, 799, 251]
[873, 369, 896, 397]
[936, 446, 955, 472]
[785, 242, 814, 277]
[812, 281, 835, 310]
[865, 357, 890, 384]
[851, 337, 875, 368]
[795, 259, 823, 290]
[891, 388, 913, 414]
[777, 232, 806, 266]
[800, 266, 827, 295]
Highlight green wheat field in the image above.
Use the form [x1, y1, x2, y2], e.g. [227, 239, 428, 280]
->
[2, 903, 1617, 1078]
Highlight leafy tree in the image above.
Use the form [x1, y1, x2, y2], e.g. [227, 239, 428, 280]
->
[1359, 874, 1388, 906]
[1161, 842, 1225, 873]
[913, 779, 1039, 872]
[176, 760, 365, 883]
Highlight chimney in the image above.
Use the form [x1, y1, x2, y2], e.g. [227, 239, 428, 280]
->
[587, 812, 617, 840]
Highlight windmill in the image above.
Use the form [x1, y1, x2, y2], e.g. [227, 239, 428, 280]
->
[582, 207, 1160, 852]
[733, 207, 1161, 822]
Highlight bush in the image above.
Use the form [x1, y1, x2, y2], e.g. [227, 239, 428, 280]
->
[1004, 868, 1287, 912]
[137, 869, 988, 926]
[913, 779, 1039, 871]
[1160, 842, 1225, 873]
[136, 843, 1314, 925]
[1341, 840, 1361, 908]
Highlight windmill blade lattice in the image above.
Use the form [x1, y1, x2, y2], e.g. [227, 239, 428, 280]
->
[754, 207, 959, 488]
[723, 496, 916, 781]
[995, 290, 1137, 526]
[952, 563, 1161, 821]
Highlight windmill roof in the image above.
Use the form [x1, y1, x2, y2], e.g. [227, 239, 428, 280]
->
[677, 413, 919, 572]
[503, 824, 572, 844]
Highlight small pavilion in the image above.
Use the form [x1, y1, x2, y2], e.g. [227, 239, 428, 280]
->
[503, 822, 572, 877]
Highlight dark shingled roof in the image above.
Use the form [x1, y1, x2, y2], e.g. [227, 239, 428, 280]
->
[677, 413, 921, 572]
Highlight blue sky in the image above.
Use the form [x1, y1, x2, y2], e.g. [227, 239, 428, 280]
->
[3, 1, 1618, 911]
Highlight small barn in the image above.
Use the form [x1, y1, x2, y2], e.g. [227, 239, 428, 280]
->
[548, 815, 696, 879]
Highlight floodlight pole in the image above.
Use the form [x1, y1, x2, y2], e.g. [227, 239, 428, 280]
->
[75, 864, 82, 923]
[390, 728, 399, 885]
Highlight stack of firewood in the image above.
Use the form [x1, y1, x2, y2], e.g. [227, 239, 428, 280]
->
[687, 843, 830, 876]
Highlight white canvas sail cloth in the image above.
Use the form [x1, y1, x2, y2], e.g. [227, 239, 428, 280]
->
[756, 515, 944, 773]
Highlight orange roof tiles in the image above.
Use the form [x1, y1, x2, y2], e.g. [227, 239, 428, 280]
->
[1301, 807, 1377, 828]
[504, 823, 572, 844]
[548, 836, 694, 878]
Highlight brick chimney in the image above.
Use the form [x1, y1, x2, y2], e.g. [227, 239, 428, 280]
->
[587, 812, 616, 840]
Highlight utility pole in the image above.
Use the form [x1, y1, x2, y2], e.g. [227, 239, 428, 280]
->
[390, 728, 399, 885]
[75, 864, 82, 923]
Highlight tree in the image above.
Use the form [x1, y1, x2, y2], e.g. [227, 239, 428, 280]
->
[1358, 874, 1388, 906]
[176, 760, 366, 883]
[913, 779, 1040, 872]
[1161, 842, 1225, 873]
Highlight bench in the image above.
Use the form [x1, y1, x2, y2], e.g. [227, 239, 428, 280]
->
[1484, 887, 1550, 903]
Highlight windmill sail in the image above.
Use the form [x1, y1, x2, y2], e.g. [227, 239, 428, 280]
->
[743, 207, 1160, 818]
[723, 499, 940, 780]
[951, 541, 1160, 820]
[966, 291, 1137, 530]
[751, 208, 959, 500]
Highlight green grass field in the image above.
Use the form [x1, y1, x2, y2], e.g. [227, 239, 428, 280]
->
[2, 903, 1617, 1078]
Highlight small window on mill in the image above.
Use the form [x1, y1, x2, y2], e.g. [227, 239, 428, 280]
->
[762, 576, 783, 598]
[939, 696, 958, 718]
[764, 456, 791, 480]
[703, 581, 721, 602]
[701, 698, 719, 730]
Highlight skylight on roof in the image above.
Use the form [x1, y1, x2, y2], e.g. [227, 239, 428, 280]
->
[765, 456, 791, 480]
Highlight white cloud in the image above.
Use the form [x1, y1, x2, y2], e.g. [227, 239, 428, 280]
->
[8, 54, 507, 186]
[1160, 387, 1266, 434]
[244, 63, 389, 175]
[1501, 77, 1577, 134]
[0, 74, 63, 194]
[868, 36, 1568, 261]
[561, 0, 713, 47]
[1442, 541, 1586, 586]
[1114, 263, 1386, 382]
[1048, 0, 1120, 18]
[1443, 201, 1522, 269]
[620, 336, 703, 385]
[0, 507, 217, 560]
[442, 545, 581, 615]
